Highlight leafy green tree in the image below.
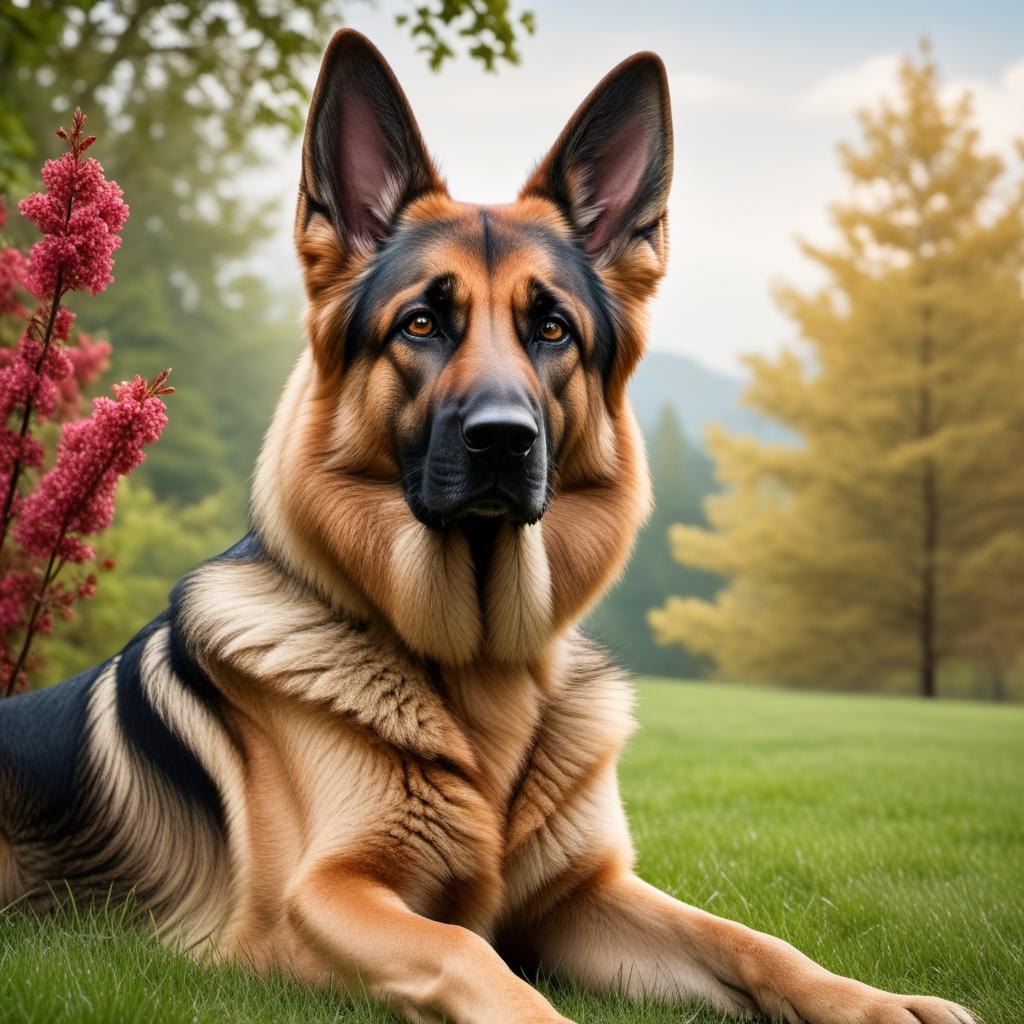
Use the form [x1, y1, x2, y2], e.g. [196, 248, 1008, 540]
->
[650, 48, 1024, 699]
[588, 403, 720, 678]
[0, 1, 533, 189]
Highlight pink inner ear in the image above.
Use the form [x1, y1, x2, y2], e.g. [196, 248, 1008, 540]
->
[586, 117, 650, 254]
[337, 88, 393, 241]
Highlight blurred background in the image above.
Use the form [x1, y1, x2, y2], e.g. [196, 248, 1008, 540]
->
[1, 0, 1022, 700]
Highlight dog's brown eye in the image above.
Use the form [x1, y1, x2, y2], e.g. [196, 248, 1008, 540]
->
[538, 319, 566, 342]
[405, 314, 434, 338]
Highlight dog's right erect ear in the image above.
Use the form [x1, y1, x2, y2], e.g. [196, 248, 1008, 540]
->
[521, 52, 672, 273]
[299, 30, 444, 255]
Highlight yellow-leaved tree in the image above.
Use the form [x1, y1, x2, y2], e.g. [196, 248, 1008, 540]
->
[649, 47, 1024, 699]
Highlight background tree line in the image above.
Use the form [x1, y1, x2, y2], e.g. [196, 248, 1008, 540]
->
[2, 8, 1020, 700]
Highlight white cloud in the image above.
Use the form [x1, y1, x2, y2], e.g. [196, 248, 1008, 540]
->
[794, 53, 1024, 159]
[794, 54, 901, 117]
[953, 59, 1024, 158]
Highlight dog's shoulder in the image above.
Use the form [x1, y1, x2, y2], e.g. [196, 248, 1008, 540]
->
[177, 530, 477, 769]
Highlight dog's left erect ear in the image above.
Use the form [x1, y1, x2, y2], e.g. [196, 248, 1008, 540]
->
[299, 30, 444, 255]
[522, 53, 673, 271]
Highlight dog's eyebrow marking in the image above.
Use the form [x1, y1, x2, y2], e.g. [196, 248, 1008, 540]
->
[528, 280, 557, 311]
[424, 274, 454, 310]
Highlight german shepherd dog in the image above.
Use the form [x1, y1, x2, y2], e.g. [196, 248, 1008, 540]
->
[0, 31, 974, 1024]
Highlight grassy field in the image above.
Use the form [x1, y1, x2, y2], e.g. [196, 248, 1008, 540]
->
[2, 681, 1022, 1023]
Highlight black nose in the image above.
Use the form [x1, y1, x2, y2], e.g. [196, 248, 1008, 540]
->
[462, 402, 539, 464]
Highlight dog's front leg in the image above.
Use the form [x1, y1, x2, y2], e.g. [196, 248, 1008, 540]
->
[288, 862, 574, 1024]
[532, 861, 975, 1024]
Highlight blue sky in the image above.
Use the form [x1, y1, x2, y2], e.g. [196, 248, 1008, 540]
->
[251, 1, 1024, 373]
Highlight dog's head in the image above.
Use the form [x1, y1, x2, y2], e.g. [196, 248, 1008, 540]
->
[295, 30, 671, 526]
[257, 31, 672, 664]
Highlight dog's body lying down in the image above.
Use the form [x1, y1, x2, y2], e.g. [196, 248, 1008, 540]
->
[0, 30, 974, 1024]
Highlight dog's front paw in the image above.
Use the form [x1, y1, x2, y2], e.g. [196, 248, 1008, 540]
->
[761, 970, 974, 1024]
[776, 978, 976, 1024]
[857, 992, 976, 1024]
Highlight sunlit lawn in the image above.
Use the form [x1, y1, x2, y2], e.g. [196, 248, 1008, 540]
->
[2, 681, 1022, 1023]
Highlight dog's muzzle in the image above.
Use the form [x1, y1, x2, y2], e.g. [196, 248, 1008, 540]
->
[414, 385, 548, 526]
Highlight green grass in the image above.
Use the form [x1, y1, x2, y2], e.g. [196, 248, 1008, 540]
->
[2, 681, 1022, 1023]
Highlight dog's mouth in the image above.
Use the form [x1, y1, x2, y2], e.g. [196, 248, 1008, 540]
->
[458, 492, 516, 519]
[409, 479, 549, 529]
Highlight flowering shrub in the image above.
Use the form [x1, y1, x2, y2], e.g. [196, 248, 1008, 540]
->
[0, 109, 172, 696]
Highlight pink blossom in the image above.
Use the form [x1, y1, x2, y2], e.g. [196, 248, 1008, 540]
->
[15, 373, 170, 564]
[22, 202, 126, 297]
[46, 574, 97, 622]
[17, 114, 128, 299]
[53, 307, 75, 341]
[56, 333, 111, 417]
[0, 393, 47, 502]
[67, 333, 110, 386]
[0, 567, 43, 693]
[35, 148, 106, 218]
[0, 310, 78, 419]
[0, 426, 44, 487]
[0, 112, 161, 697]
[0, 571, 36, 633]
[0, 248, 27, 316]
[0, 332, 72, 424]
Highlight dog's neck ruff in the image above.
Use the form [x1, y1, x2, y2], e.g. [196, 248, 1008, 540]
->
[175, 533, 635, 798]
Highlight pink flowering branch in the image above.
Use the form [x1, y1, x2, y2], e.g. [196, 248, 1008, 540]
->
[0, 108, 162, 695]
[0, 295, 66, 547]
[0, 109, 128, 553]
[2, 371, 173, 696]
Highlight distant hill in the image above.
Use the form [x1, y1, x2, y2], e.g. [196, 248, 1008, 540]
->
[629, 350, 789, 445]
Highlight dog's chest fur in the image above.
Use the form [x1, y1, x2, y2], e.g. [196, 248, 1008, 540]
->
[180, 550, 635, 959]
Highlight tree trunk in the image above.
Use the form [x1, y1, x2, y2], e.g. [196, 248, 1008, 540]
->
[919, 590, 936, 697]
[988, 659, 1007, 703]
